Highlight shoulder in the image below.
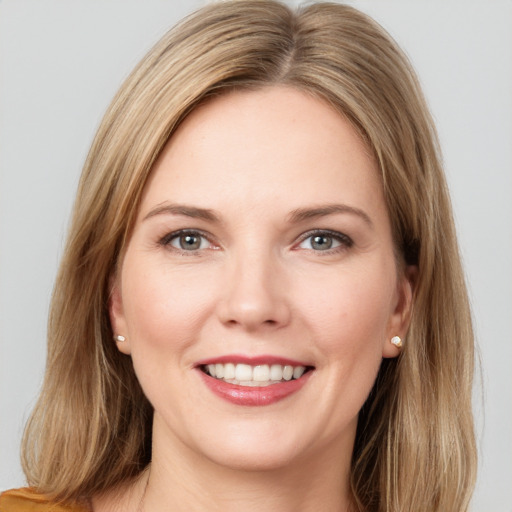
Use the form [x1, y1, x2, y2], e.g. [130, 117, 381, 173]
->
[0, 488, 90, 511]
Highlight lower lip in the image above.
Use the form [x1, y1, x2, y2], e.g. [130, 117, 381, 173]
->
[198, 370, 312, 406]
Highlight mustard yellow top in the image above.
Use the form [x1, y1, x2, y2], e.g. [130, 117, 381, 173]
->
[0, 488, 90, 511]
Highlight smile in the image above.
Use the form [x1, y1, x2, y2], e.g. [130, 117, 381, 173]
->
[201, 363, 308, 387]
[196, 356, 314, 406]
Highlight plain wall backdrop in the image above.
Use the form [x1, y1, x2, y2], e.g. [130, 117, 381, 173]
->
[1, 1, 511, 509]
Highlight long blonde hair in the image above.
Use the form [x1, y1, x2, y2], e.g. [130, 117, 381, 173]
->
[22, 2, 477, 510]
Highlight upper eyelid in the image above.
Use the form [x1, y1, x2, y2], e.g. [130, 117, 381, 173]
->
[296, 228, 352, 243]
[160, 228, 215, 246]
[158, 228, 352, 249]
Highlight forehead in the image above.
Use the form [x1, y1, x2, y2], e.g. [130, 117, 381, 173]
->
[139, 86, 384, 219]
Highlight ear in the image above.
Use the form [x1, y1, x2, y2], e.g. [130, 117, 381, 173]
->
[382, 265, 417, 358]
[109, 275, 132, 355]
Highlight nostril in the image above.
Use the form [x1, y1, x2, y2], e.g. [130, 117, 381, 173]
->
[225, 318, 277, 327]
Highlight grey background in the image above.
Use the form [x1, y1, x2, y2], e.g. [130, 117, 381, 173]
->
[1, 1, 511, 509]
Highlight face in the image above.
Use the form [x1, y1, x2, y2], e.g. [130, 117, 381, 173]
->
[110, 87, 414, 473]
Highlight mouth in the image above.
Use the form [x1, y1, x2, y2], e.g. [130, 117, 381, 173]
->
[196, 356, 314, 406]
[200, 362, 313, 387]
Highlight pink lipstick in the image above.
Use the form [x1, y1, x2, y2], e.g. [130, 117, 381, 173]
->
[195, 355, 313, 406]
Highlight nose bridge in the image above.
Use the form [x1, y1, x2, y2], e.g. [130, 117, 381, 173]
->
[217, 241, 290, 330]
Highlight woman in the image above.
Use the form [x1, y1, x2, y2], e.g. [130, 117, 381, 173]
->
[0, 1, 477, 510]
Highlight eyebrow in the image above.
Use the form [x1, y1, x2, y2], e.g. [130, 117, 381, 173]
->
[143, 203, 221, 223]
[143, 202, 373, 228]
[287, 204, 373, 227]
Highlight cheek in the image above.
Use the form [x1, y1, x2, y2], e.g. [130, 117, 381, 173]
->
[120, 258, 217, 358]
[296, 263, 395, 425]
[296, 261, 396, 356]
[119, 259, 223, 413]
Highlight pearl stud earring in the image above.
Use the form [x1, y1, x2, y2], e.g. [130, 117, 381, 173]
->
[390, 336, 402, 348]
[114, 334, 126, 342]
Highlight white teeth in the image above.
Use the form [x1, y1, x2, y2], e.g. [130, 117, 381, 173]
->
[204, 362, 308, 386]
[239, 381, 260, 387]
[270, 364, 283, 381]
[224, 363, 236, 379]
[253, 365, 270, 381]
[235, 363, 253, 381]
[215, 363, 224, 378]
[282, 365, 293, 381]
[293, 366, 305, 379]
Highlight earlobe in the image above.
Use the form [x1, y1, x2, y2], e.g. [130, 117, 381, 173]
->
[382, 265, 417, 358]
[109, 277, 132, 355]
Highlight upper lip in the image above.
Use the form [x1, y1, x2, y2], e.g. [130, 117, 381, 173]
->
[194, 354, 314, 368]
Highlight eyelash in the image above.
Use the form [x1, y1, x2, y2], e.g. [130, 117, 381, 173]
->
[296, 229, 353, 254]
[158, 229, 353, 255]
[158, 229, 216, 255]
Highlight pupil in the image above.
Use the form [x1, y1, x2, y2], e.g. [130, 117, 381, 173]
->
[181, 234, 200, 250]
[312, 235, 332, 250]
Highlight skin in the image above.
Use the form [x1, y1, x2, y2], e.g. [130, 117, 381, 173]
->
[100, 86, 414, 512]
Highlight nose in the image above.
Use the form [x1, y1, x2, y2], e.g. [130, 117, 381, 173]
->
[216, 248, 291, 331]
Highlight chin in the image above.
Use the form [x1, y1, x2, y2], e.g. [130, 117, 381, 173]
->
[183, 415, 328, 474]
[202, 440, 304, 473]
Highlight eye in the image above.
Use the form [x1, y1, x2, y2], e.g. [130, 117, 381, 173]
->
[160, 230, 212, 252]
[297, 230, 353, 252]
